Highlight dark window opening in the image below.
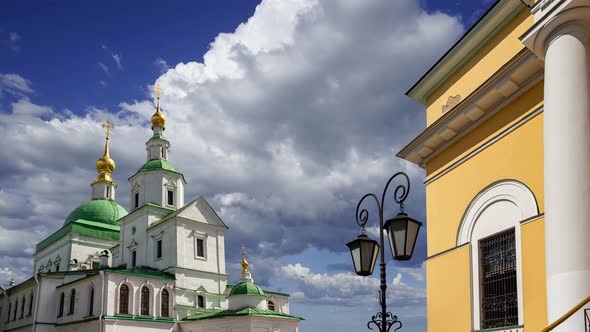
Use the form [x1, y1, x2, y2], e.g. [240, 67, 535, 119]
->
[68, 289, 76, 315]
[141, 286, 150, 315]
[6, 303, 11, 322]
[28, 294, 33, 316]
[161, 289, 169, 317]
[156, 240, 162, 259]
[20, 298, 24, 318]
[131, 251, 137, 268]
[134, 192, 139, 208]
[197, 295, 205, 308]
[89, 288, 94, 316]
[480, 229, 518, 329]
[55, 264, 60, 272]
[57, 294, 64, 317]
[106, 186, 110, 198]
[196, 239, 204, 258]
[119, 285, 129, 314]
[167, 190, 174, 205]
[13, 300, 17, 320]
[268, 300, 275, 311]
[91, 261, 99, 270]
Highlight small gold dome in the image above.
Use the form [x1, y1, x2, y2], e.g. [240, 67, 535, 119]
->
[93, 121, 116, 185]
[151, 108, 166, 130]
[241, 246, 249, 274]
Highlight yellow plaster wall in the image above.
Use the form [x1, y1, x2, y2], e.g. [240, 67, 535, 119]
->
[426, 246, 471, 332]
[425, 82, 544, 256]
[521, 217, 548, 331]
[425, 10, 533, 126]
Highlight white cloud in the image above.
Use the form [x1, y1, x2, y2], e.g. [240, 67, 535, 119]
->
[112, 53, 123, 70]
[0, 73, 33, 97]
[98, 62, 109, 74]
[0, 0, 462, 286]
[154, 57, 170, 73]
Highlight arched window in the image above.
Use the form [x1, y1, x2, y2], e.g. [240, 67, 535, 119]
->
[13, 300, 18, 320]
[141, 286, 150, 315]
[6, 302, 11, 322]
[57, 293, 64, 317]
[267, 300, 275, 311]
[119, 285, 129, 314]
[68, 289, 76, 315]
[20, 297, 25, 318]
[161, 289, 169, 317]
[197, 295, 204, 308]
[457, 180, 537, 330]
[89, 288, 95, 316]
[28, 294, 33, 316]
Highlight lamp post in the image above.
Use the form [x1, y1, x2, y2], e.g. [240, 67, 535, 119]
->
[347, 172, 422, 332]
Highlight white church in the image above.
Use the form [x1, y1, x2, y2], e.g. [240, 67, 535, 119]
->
[0, 89, 302, 332]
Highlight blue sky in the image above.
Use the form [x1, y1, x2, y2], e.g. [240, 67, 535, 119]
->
[0, 1, 496, 331]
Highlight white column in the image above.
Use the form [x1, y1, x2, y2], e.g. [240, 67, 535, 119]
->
[544, 22, 590, 332]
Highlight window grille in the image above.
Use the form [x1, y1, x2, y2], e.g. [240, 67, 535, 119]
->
[141, 286, 150, 315]
[161, 289, 169, 317]
[57, 293, 64, 317]
[480, 229, 518, 329]
[68, 289, 76, 315]
[119, 285, 129, 314]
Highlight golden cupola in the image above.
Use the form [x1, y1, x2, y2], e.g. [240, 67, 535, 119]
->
[93, 120, 116, 184]
[151, 84, 166, 130]
[241, 246, 250, 274]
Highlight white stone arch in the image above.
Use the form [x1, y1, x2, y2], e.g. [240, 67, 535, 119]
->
[157, 284, 173, 318]
[115, 279, 134, 315]
[56, 291, 65, 317]
[457, 180, 538, 246]
[137, 281, 155, 317]
[457, 179, 538, 330]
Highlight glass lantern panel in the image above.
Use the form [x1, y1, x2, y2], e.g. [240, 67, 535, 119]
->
[390, 219, 407, 257]
[405, 220, 420, 255]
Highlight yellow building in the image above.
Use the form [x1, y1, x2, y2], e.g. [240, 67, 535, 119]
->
[398, 1, 590, 331]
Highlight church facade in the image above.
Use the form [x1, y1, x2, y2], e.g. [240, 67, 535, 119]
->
[0, 89, 301, 332]
[398, 0, 590, 331]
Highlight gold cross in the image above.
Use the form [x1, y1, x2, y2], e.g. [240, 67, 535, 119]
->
[242, 245, 246, 257]
[101, 120, 115, 140]
[155, 84, 162, 100]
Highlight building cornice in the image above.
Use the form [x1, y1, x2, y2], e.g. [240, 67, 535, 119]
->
[406, 0, 526, 105]
[397, 49, 543, 167]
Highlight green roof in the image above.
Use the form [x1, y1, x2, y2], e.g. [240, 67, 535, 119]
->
[104, 267, 175, 280]
[37, 219, 120, 253]
[64, 199, 128, 226]
[139, 159, 176, 172]
[182, 308, 303, 321]
[229, 282, 265, 296]
[227, 284, 289, 297]
[149, 134, 168, 141]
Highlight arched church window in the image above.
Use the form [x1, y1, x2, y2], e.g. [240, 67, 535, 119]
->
[13, 300, 17, 320]
[197, 295, 205, 308]
[268, 300, 275, 311]
[119, 285, 129, 314]
[6, 302, 11, 322]
[89, 287, 94, 316]
[57, 293, 64, 317]
[141, 286, 150, 315]
[28, 293, 33, 316]
[68, 289, 75, 315]
[20, 296, 24, 318]
[161, 289, 169, 317]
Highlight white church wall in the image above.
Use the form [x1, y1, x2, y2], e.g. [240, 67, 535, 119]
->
[180, 316, 299, 332]
[103, 319, 176, 332]
[146, 221, 178, 271]
[264, 294, 289, 314]
[130, 171, 185, 212]
[55, 274, 102, 325]
[0, 281, 35, 332]
[104, 272, 174, 319]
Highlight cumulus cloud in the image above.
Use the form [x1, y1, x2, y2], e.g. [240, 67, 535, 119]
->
[154, 57, 170, 73]
[0, 0, 463, 288]
[280, 263, 425, 306]
[0, 73, 34, 97]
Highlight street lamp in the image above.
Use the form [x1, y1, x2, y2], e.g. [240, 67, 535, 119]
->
[346, 172, 422, 332]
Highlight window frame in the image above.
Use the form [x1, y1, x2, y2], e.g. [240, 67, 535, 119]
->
[268, 300, 275, 311]
[88, 287, 95, 317]
[197, 295, 205, 308]
[68, 289, 76, 315]
[57, 293, 65, 318]
[166, 190, 174, 206]
[161, 289, 170, 317]
[140, 286, 150, 316]
[156, 239, 163, 260]
[118, 284, 130, 315]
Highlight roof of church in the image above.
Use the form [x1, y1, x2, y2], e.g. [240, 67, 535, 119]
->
[226, 284, 289, 297]
[229, 281, 265, 296]
[182, 307, 303, 321]
[148, 134, 168, 141]
[36, 219, 120, 253]
[138, 159, 176, 172]
[64, 199, 128, 226]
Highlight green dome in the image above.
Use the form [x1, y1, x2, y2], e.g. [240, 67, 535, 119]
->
[229, 282, 265, 296]
[64, 200, 128, 226]
[139, 159, 176, 172]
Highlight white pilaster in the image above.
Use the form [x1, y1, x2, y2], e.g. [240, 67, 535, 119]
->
[522, 2, 590, 330]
